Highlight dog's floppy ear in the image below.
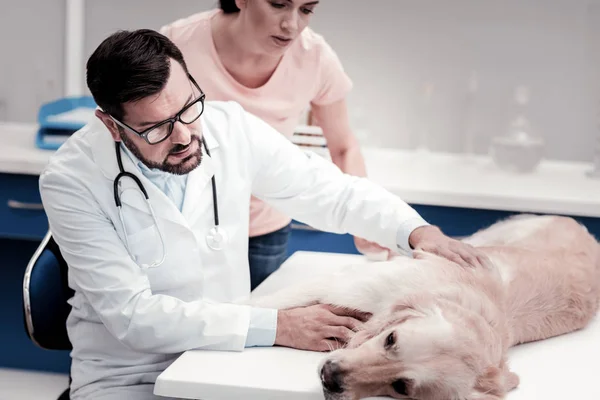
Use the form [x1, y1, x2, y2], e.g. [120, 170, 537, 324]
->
[390, 293, 436, 315]
[469, 364, 519, 400]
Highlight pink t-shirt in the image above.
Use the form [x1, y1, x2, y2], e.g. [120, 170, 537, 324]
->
[161, 9, 353, 237]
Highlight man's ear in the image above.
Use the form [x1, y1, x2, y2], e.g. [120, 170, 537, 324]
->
[469, 365, 520, 400]
[95, 109, 121, 142]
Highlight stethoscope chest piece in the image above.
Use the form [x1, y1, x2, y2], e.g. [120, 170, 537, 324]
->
[206, 226, 228, 251]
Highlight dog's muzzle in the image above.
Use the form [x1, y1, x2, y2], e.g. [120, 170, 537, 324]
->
[321, 360, 345, 394]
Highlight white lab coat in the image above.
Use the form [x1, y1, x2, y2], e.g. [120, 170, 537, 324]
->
[39, 101, 427, 399]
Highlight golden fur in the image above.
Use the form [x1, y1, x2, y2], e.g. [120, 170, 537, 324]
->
[251, 215, 600, 399]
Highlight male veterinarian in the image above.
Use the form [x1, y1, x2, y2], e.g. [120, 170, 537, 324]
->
[39, 29, 489, 399]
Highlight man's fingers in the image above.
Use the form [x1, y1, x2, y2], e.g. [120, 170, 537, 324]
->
[440, 247, 471, 268]
[324, 326, 355, 342]
[454, 242, 493, 269]
[413, 238, 493, 270]
[478, 254, 494, 269]
[455, 246, 480, 268]
[324, 305, 372, 322]
[462, 253, 480, 268]
[417, 245, 470, 268]
[317, 339, 343, 352]
[336, 315, 364, 331]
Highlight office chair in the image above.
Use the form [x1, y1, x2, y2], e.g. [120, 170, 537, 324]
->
[23, 231, 73, 400]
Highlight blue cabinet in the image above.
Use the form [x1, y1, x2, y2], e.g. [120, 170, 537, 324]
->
[0, 172, 70, 374]
[287, 223, 359, 258]
[411, 204, 600, 240]
[287, 206, 600, 259]
[0, 173, 48, 240]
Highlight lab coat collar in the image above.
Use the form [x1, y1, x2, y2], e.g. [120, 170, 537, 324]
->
[88, 116, 219, 227]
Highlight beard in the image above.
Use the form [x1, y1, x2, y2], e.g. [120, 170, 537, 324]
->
[120, 130, 203, 175]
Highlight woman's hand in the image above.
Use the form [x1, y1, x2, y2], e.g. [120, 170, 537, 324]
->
[353, 236, 396, 261]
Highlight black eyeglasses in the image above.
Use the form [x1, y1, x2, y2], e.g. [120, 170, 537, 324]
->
[109, 74, 205, 145]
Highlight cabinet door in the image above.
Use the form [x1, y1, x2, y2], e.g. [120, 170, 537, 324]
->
[410, 204, 517, 237]
[411, 204, 600, 239]
[0, 173, 48, 240]
[288, 208, 600, 257]
[287, 222, 359, 257]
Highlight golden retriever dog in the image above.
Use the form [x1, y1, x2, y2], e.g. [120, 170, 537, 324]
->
[250, 214, 600, 400]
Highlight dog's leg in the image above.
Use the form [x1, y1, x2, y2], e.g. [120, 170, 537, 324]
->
[247, 277, 331, 309]
[248, 263, 394, 314]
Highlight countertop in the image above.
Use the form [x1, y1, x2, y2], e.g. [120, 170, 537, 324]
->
[0, 123, 53, 175]
[1, 122, 599, 217]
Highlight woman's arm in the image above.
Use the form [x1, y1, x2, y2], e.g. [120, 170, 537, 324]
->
[311, 98, 367, 178]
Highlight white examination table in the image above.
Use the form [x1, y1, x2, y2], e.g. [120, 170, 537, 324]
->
[154, 251, 600, 400]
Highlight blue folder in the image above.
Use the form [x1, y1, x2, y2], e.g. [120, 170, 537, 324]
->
[35, 96, 97, 150]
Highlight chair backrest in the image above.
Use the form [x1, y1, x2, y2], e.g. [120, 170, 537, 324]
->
[23, 231, 74, 350]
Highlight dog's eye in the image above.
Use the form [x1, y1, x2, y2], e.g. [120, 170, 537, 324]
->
[392, 379, 409, 395]
[385, 331, 396, 348]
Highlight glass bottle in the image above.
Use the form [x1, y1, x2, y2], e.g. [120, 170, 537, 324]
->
[490, 86, 545, 173]
[586, 124, 600, 178]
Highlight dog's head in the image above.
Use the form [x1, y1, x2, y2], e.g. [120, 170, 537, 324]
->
[318, 295, 518, 400]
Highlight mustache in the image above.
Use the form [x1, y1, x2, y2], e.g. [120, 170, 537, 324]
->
[170, 143, 189, 154]
[169, 136, 201, 154]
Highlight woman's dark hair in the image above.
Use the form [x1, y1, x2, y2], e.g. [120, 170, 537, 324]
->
[219, 0, 240, 13]
[86, 29, 190, 121]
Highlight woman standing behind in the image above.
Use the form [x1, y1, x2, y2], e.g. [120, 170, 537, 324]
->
[161, 0, 389, 290]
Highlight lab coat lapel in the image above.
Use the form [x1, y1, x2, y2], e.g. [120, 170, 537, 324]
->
[117, 171, 187, 227]
[181, 124, 220, 224]
[181, 149, 214, 224]
[88, 120, 187, 227]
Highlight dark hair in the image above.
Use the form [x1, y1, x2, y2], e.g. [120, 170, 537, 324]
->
[219, 0, 240, 13]
[86, 29, 190, 121]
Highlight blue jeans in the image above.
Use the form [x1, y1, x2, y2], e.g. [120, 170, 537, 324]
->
[248, 223, 292, 291]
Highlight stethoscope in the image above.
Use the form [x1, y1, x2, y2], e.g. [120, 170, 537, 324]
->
[113, 138, 227, 269]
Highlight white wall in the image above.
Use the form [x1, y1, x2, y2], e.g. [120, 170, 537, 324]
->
[1, 0, 598, 163]
[309, 0, 600, 162]
[0, 0, 65, 121]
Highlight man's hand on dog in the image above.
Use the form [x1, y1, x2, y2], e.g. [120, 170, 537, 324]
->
[274, 304, 371, 352]
[409, 225, 492, 269]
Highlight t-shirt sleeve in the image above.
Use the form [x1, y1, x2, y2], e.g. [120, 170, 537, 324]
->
[311, 39, 353, 106]
[159, 23, 172, 38]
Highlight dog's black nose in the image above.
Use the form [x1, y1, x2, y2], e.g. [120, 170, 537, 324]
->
[321, 360, 344, 393]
